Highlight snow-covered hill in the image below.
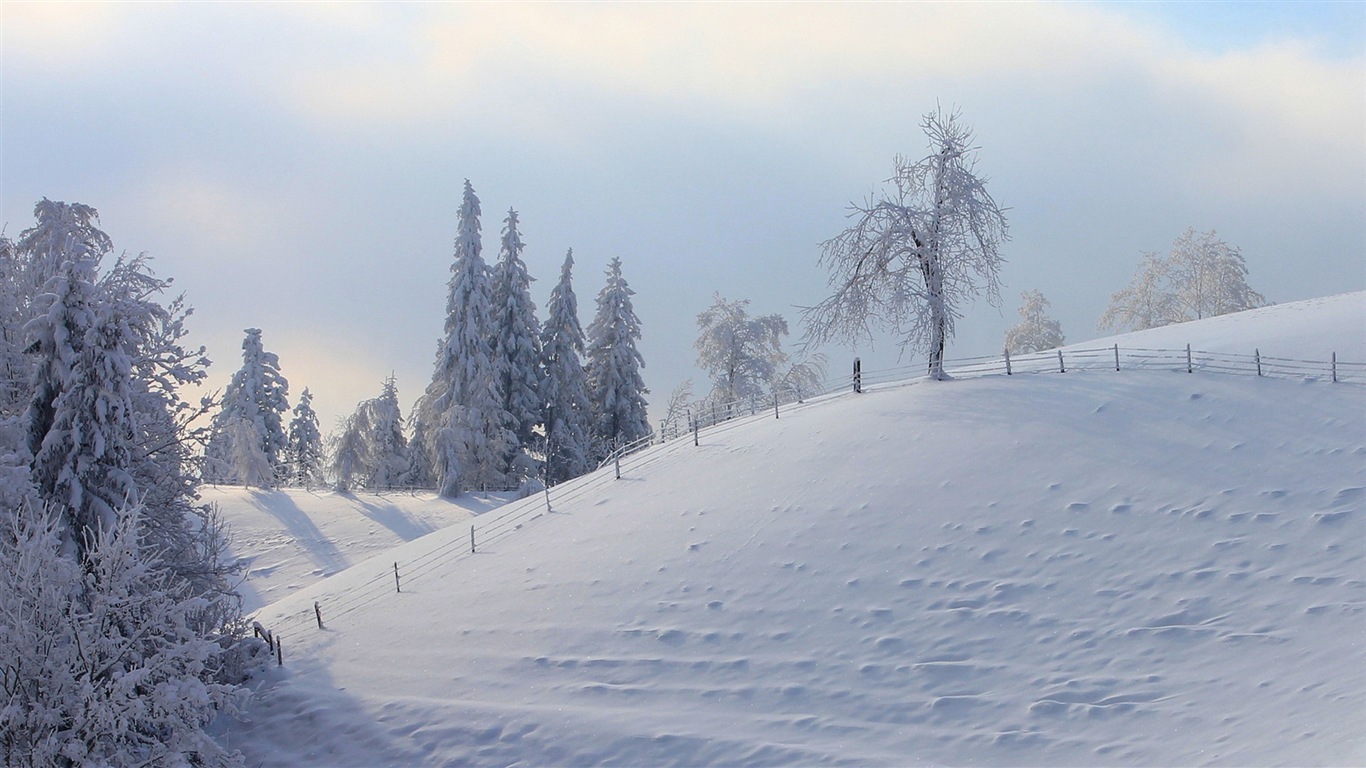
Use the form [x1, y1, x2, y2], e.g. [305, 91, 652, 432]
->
[206, 486, 501, 612]
[214, 294, 1365, 766]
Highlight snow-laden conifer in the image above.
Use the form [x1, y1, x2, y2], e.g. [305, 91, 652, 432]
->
[286, 387, 324, 487]
[1004, 289, 1065, 354]
[331, 376, 409, 493]
[491, 209, 543, 481]
[26, 255, 137, 558]
[540, 249, 594, 483]
[413, 180, 516, 496]
[205, 328, 290, 487]
[586, 257, 650, 455]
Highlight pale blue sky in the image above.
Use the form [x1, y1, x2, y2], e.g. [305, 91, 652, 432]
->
[3, 2, 1362, 431]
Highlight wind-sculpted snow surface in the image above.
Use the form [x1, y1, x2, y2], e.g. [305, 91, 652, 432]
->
[220, 298, 1365, 766]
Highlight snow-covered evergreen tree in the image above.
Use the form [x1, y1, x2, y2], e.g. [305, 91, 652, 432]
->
[285, 387, 324, 487]
[0, 199, 250, 766]
[1004, 289, 1065, 353]
[413, 180, 516, 496]
[586, 257, 650, 455]
[491, 208, 543, 482]
[694, 294, 790, 406]
[540, 249, 594, 484]
[331, 375, 409, 493]
[26, 255, 137, 558]
[204, 328, 290, 487]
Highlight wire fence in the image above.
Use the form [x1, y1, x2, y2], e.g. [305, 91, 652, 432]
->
[255, 342, 1361, 645]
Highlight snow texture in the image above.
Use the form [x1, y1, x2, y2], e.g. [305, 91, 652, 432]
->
[216, 294, 1365, 766]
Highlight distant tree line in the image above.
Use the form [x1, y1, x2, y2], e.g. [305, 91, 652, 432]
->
[200, 180, 651, 497]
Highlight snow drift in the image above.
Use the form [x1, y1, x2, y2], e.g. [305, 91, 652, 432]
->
[215, 293, 1365, 766]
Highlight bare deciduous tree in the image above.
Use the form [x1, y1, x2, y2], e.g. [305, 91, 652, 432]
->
[804, 108, 1009, 380]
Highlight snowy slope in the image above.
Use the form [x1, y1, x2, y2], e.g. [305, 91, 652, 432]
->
[215, 295, 1365, 766]
[205, 486, 494, 612]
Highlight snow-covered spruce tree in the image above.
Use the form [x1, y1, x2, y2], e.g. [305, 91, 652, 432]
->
[0, 502, 250, 767]
[26, 255, 136, 559]
[331, 376, 409, 493]
[0, 237, 28, 425]
[2, 200, 252, 766]
[586, 257, 650, 457]
[694, 294, 790, 408]
[285, 387, 324, 487]
[1004, 289, 1065, 354]
[204, 328, 290, 487]
[413, 180, 516, 497]
[15, 201, 231, 604]
[804, 108, 1009, 380]
[539, 249, 594, 484]
[490, 208, 543, 483]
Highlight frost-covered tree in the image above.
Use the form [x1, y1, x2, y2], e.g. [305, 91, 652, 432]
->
[695, 294, 790, 406]
[413, 180, 517, 496]
[659, 379, 693, 440]
[204, 328, 290, 487]
[1098, 229, 1267, 332]
[1167, 228, 1267, 321]
[26, 255, 137, 559]
[331, 376, 409, 493]
[540, 249, 594, 484]
[285, 387, 324, 487]
[491, 208, 543, 482]
[1004, 289, 1065, 353]
[586, 257, 650, 453]
[804, 108, 1009, 380]
[0, 200, 251, 766]
[1097, 251, 1178, 332]
[0, 502, 252, 767]
[776, 352, 829, 402]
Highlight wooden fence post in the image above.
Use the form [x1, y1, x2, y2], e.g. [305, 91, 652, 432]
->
[1004, 348, 1011, 376]
[314, 601, 324, 630]
[614, 453, 621, 480]
[692, 416, 699, 446]
[1114, 344, 1120, 371]
[1186, 344, 1193, 373]
[773, 391, 780, 419]
[1332, 352, 1338, 383]
[276, 636, 283, 666]
[394, 562, 402, 593]
[1057, 349, 1065, 374]
[470, 524, 476, 554]
[853, 357, 862, 393]
[1255, 349, 1262, 377]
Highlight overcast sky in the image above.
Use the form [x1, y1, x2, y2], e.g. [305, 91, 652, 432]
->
[4, 2, 1363, 432]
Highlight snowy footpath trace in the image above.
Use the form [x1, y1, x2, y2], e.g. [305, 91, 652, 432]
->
[217, 295, 1365, 766]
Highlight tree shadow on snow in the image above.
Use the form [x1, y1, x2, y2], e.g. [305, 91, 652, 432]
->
[247, 490, 349, 575]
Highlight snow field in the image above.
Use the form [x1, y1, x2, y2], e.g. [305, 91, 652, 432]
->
[216, 294, 1365, 766]
[205, 487, 489, 612]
